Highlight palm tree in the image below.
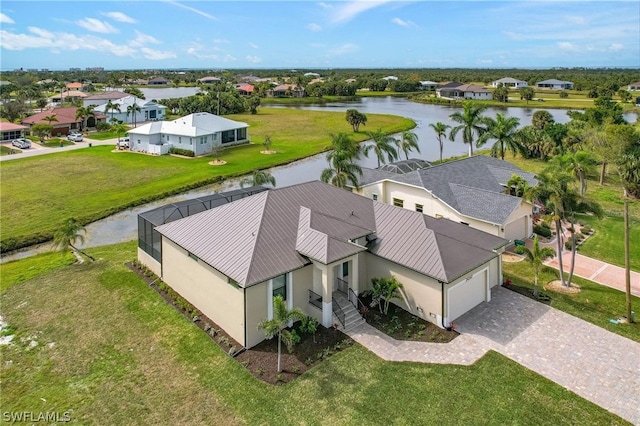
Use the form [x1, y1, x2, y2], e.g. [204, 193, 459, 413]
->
[321, 133, 363, 189]
[477, 113, 523, 160]
[550, 151, 597, 197]
[506, 173, 530, 197]
[363, 129, 398, 168]
[75, 106, 95, 132]
[515, 235, 556, 297]
[257, 295, 306, 373]
[52, 218, 95, 261]
[43, 114, 58, 126]
[395, 130, 420, 160]
[241, 170, 276, 188]
[126, 103, 142, 127]
[448, 102, 489, 157]
[429, 121, 450, 163]
[105, 100, 121, 123]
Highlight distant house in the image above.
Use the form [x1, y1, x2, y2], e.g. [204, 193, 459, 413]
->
[21, 107, 106, 135]
[93, 96, 166, 125]
[437, 83, 493, 100]
[419, 81, 438, 91]
[127, 112, 249, 155]
[0, 122, 28, 141]
[52, 90, 88, 104]
[382, 76, 398, 81]
[491, 78, 528, 89]
[536, 79, 573, 90]
[627, 82, 640, 91]
[83, 91, 129, 107]
[148, 77, 171, 86]
[197, 76, 221, 84]
[235, 84, 254, 95]
[267, 84, 306, 98]
[304, 72, 320, 77]
[65, 82, 84, 91]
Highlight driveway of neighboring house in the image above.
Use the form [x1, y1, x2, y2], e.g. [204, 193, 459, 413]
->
[347, 286, 640, 424]
[0, 138, 117, 162]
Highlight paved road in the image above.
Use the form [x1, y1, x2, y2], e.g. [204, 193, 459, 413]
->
[0, 137, 118, 162]
[347, 286, 640, 424]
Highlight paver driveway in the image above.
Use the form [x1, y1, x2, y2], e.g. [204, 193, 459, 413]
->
[455, 286, 640, 425]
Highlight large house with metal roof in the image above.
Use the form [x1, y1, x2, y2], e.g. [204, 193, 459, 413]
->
[536, 79, 574, 90]
[93, 95, 166, 125]
[127, 112, 249, 155]
[436, 83, 493, 100]
[138, 181, 507, 349]
[351, 156, 537, 242]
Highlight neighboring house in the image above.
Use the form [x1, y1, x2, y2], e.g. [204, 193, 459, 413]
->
[437, 83, 493, 100]
[93, 96, 166, 125]
[52, 90, 88, 104]
[148, 77, 171, 85]
[127, 112, 249, 155]
[536, 79, 574, 90]
[627, 82, 640, 91]
[304, 72, 320, 77]
[491, 77, 528, 88]
[65, 82, 83, 91]
[0, 122, 28, 141]
[419, 81, 438, 91]
[351, 156, 537, 242]
[236, 84, 254, 95]
[21, 107, 106, 135]
[267, 84, 306, 97]
[382, 76, 398, 81]
[138, 181, 507, 349]
[198, 76, 221, 84]
[83, 91, 129, 107]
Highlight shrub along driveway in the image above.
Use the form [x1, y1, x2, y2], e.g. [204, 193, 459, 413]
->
[455, 286, 640, 425]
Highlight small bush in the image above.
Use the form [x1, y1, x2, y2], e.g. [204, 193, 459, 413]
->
[534, 225, 552, 238]
[169, 147, 195, 157]
[96, 122, 110, 131]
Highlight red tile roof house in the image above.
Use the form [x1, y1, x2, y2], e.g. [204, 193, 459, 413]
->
[267, 84, 306, 98]
[21, 107, 106, 136]
[627, 82, 640, 91]
[236, 84, 254, 95]
[0, 122, 28, 141]
[137, 180, 508, 349]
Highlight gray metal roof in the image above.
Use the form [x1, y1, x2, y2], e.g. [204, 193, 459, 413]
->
[157, 181, 507, 286]
[388, 156, 536, 225]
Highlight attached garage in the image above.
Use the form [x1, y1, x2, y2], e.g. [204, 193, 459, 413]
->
[447, 268, 489, 322]
[504, 215, 528, 242]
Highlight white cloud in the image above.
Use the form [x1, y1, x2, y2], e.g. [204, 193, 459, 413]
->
[317, 2, 332, 9]
[0, 13, 15, 24]
[214, 38, 230, 44]
[557, 41, 578, 52]
[329, 1, 395, 24]
[76, 18, 118, 34]
[246, 55, 261, 63]
[249, 42, 259, 49]
[223, 54, 237, 62]
[166, 1, 217, 20]
[102, 11, 136, 24]
[391, 17, 417, 28]
[327, 43, 358, 56]
[140, 47, 176, 60]
[307, 23, 322, 32]
[608, 43, 624, 51]
[567, 16, 586, 25]
[130, 30, 161, 47]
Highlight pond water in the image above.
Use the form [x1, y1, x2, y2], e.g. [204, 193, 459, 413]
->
[1, 97, 634, 262]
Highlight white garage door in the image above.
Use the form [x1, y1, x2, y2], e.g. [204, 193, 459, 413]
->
[447, 269, 487, 322]
[504, 215, 527, 242]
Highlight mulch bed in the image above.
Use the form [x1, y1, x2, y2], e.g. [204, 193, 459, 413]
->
[359, 294, 458, 342]
[127, 261, 354, 385]
[502, 282, 552, 305]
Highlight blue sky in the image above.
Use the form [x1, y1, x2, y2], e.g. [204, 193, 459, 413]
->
[1, 1, 638, 70]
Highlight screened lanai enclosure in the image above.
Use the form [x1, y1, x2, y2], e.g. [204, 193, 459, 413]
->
[378, 158, 432, 174]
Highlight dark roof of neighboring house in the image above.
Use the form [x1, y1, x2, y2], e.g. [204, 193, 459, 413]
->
[454, 84, 492, 93]
[84, 91, 128, 101]
[437, 81, 464, 89]
[536, 79, 573, 85]
[157, 181, 506, 287]
[358, 156, 537, 225]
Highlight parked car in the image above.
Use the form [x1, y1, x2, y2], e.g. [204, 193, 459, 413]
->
[117, 138, 130, 149]
[67, 133, 83, 142]
[11, 138, 31, 149]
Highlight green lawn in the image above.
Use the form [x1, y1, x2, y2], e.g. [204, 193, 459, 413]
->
[576, 214, 640, 271]
[0, 242, 627, 425]
[503, 261, 640, 342]
[0, 145, 21, 156]
[0, 108, 414, 251]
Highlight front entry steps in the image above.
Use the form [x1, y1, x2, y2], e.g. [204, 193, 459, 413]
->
[332, 291, 366, 332]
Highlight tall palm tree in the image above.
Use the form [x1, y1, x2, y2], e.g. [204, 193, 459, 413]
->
[550, 151, 597, 197]
[241, 170, 276, 188]
[448, 102, 489, 157]
[257, 295, 306, 373]
[43, 114, 58, 126]
[52, 218, 95, 261]
[363, 129, 398, 168]
[126, 103, 142, 127]
[75, 106, 95, 132]
[515, 235, 556, 297]
[395, 130, 420, 160]
[477, 113, 523, 160]
[105, 100, 121, 123]
[321, 132, 363, 189]
[429, 121, 450, 163]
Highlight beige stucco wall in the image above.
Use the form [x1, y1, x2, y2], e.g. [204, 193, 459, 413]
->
[362, 253, 443, 325]
[503, 200, 533, 241]
[137, 247, 162, 277]
[161, 238, 246, 347]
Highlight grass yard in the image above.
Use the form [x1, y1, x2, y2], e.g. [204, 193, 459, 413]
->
[503, 261, 640, 342]
[0, 108, 414, 251]
[576, 214, 640, 271]
[0, 241, 627, 425]
[0, 146, 21, 156]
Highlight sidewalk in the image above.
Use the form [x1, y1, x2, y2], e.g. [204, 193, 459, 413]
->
[0, 137, 118, 162]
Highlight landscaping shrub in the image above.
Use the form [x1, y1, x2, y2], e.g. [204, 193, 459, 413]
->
[169, 147, 195, 157]
[534, 225, 552, 238]
[96, 121, 111, 131]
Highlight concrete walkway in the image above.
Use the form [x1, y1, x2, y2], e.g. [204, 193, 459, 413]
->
[345, 286, 640, 424]
[0, 137, 118, 162]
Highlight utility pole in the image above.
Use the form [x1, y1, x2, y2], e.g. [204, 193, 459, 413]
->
[625, 200, 634, 323]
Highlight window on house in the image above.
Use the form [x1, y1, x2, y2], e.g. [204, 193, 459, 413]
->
[372, 194, 378, 201]
[178, 137, 182, 144]
[342, 262, 349, 277]
[393, 198, 404, 208]
[415, 204, 423, 213]
[188, 252, 198, 261]
[272, 274, 287, 301]
[166, 135, 170, 141]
